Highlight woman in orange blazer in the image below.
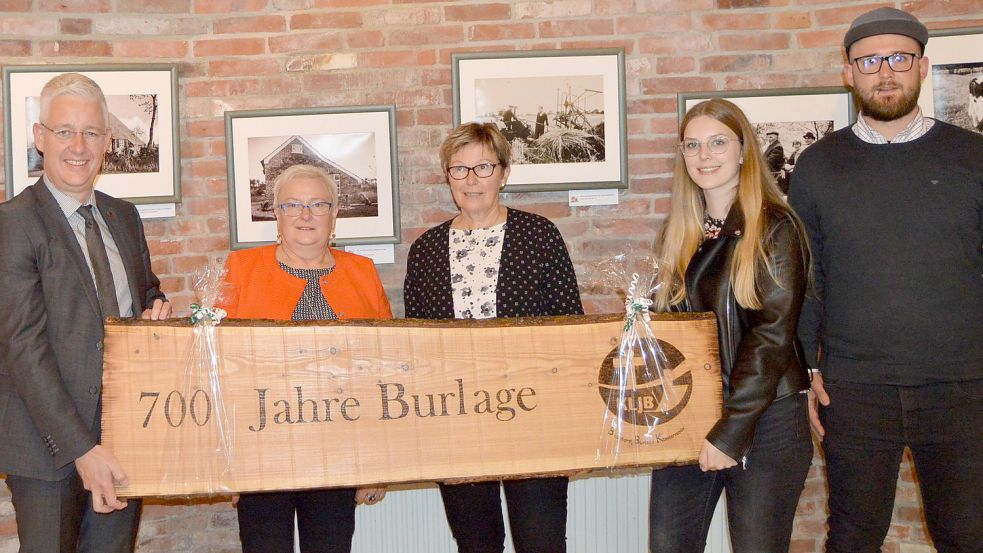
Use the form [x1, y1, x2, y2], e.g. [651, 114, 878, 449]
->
[220, 164, 391, 553]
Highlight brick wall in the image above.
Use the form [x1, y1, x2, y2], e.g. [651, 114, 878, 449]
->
[2, 0, 979, 551]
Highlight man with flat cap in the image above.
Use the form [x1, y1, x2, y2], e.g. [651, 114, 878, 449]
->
[0, 72, 171, 552]
[789, 7, 983, 552]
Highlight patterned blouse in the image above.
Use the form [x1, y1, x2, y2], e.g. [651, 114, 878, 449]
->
[703, 212, 726, 241]
[450, 222, 506, 319]
[404, 208, 583, 320]
[278, 262, 338, 321]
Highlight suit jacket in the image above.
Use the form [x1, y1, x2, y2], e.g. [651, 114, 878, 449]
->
[218, 245, 392, 321]
[764, 141, 785, 175]
[0, 179, 165, 481]
[403, 208, 583, 319]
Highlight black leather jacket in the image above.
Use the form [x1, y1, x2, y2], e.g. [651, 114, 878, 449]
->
[679, 205, 810, 462]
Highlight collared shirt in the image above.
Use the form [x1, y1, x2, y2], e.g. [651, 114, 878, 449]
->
[44, 177, 134, 317]
[852, 107, 935, 144]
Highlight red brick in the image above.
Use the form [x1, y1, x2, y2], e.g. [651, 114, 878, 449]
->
[0, 0, 31, 10]
[640, 33, 713, 55]
[616, 14, 690, 34]
[724, 73, 798, 89]
[655, 56, 696, 74]
[815, 4, 892, 26]
[194, 0, 267, 13]
[39, 0, 109, 11]
[560, 38, 634, 52]
[538, 19, 613, 38]
[186, 119, 225, 139]
[214, 15, 286, 34]
[290, 12, 362, 30]
[0, 39, 29, 55]
[390, 26, 465, 46]
[445, 2, 509, 21]
[639, 75, 715, 95]
[775, 11, 812, 29]
[797, 29, 846, 50]
[905, 0, 980, 16]
[40, 40, 112, 56]
[60, 18, 90, 34]
[720, 32, 789, 51]
[314, 0, 387, 5]
[346, 29, 384, 48]
[469, 22, 535, 41]
[718, 0, 788, 7]
[515, 0, 590, 18]
[148, 239, 185, 256]
[630, 176, 673, 195]
[700, 54, 771, 73]
[193, 38, 265, 57]
[593, 0, 634, 15]
[270, 32, 344, 53]
[115, 40, 189, 58]
[117, 0, 190, 12]
[415, 107, 452, 126]
[209, 58, 282, 77]
[700, 12, 771, 31]
[360, 49, 436, 68]
[186, 79, 262, 98]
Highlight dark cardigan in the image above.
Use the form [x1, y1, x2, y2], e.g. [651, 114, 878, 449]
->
[403, 208, 583, 319]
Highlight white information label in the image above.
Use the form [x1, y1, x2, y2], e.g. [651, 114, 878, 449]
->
[345, 243, 396, 265]
[568, 189, 619, 207]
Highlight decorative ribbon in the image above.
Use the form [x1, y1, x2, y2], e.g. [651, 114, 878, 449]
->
[189, 303, 227, 324]
[623, 272, 653, 332]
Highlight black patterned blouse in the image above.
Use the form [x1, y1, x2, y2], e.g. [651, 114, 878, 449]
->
[703, 212, 726, 241]
[278, 262, 338, 321]
[404, 208, 584, 320]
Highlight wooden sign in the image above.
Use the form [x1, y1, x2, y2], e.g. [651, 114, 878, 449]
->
[101, 313, 721, 497]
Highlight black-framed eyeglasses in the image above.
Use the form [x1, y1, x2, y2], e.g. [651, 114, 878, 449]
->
[679, 135, 741, 157]
[276, 201, 333, 217]
[852, 52, 919, 74]
[38, 121, 107, 143]
[447, 163, 498, 180]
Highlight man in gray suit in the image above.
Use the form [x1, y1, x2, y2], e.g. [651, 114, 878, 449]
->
[0, 73, 171, 552]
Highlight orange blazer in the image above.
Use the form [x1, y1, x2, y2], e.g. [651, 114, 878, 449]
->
[218, 244, 392, 321]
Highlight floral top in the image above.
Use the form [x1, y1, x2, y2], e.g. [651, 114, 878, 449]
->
[279, 262, 338, 321]
[449, 222, 506, 319]
[703, 212, 726, 241]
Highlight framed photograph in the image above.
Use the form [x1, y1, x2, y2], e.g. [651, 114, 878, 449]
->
[3, 64, 180, 203]
[452, 48, 627, 192]
[918, 26, 983, 134]
[678, 87, 856, 192]
[225, 105, 400, 250]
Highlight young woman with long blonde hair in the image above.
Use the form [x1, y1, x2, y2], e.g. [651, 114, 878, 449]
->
[649, 98, 813, 552]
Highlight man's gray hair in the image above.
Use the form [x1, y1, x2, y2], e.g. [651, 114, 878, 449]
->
[39, 72, 109, 127]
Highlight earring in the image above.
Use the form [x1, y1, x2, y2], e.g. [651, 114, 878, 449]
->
[499, 182, 507, 191]
[276, 233, 282, 245]
[329, 231, 336, 246]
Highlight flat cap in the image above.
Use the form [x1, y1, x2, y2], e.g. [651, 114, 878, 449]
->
[843, 7, 928, 53]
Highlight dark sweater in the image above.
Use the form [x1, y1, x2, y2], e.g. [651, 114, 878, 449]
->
[788, 120, 983, 385]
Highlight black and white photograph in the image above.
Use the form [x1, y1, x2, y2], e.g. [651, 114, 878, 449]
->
[472, 75, 606, 165]
[929, 62, 983, 133]
[679, 86, 855, 193]
[3, 64, 180, 203]
[754, 121, 831, 193]
[24, 93, 162, 177]
[225, 105, 400, 249]
[246, 132, 379, 222]
[918, 27, 983, 134]
[454, 48, 627, 192]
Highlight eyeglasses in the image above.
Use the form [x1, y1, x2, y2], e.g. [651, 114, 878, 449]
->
[447, 163, 498, 180]
[679, 135, 741, 157]
[852, 52, 919, 75]
[276, 201, 333, 217]
[38, 122, 107, 143]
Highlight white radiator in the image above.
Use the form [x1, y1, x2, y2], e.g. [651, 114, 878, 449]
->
[337, 472, 732, 553]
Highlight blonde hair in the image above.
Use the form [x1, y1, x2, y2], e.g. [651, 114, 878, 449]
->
[272, 164, 338, 207]
[439, 122, 511, 181]
[653, 98, 799, 311]
[40, 73, 109, 127]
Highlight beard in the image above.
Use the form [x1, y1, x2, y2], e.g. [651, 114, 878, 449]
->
[854, 78, 921, 122]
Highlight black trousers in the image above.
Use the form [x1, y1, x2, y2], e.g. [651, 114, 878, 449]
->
[439, 477, 567, 553]
[5, 472, 141, 553]
[236, 488, 357, 553]
[649, 394, 813, 553]
[821, 377, 983, 553]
